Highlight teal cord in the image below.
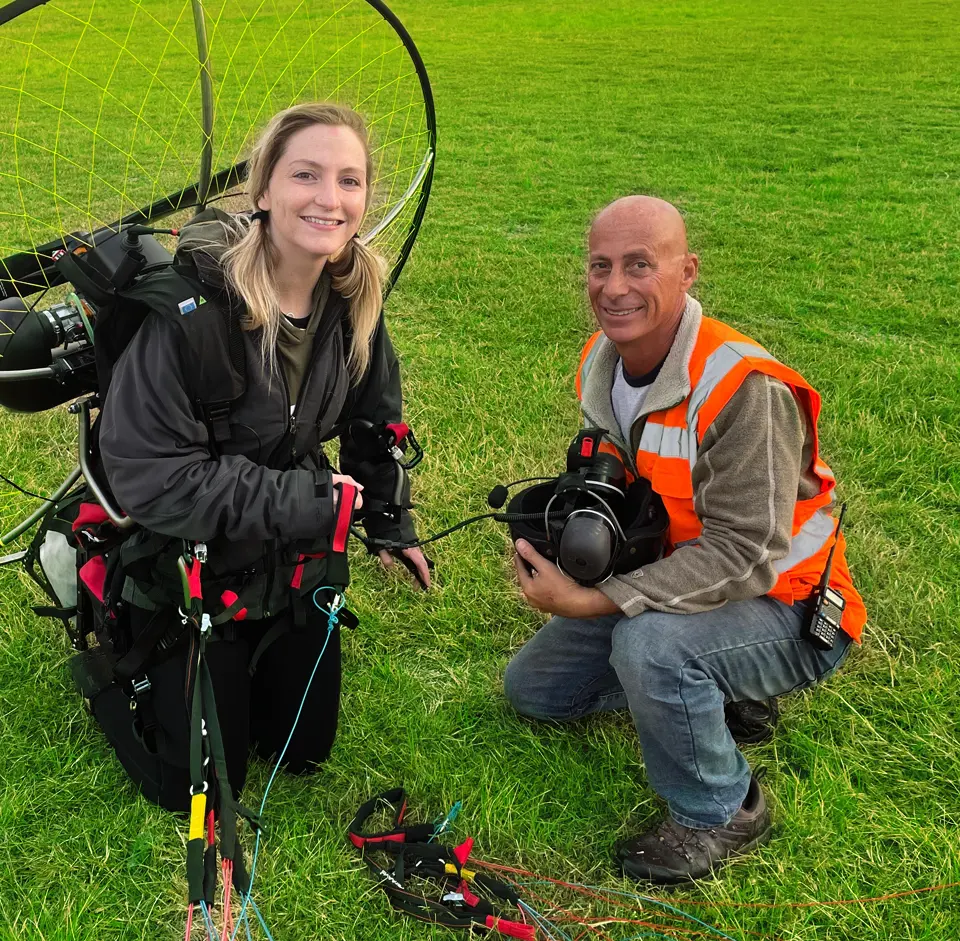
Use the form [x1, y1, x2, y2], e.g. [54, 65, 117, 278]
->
[513, 879, 742, 941]
[229, 590, 345, 941]
[429, 800, 462, 841]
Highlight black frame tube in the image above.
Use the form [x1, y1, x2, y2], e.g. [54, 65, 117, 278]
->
[362, 0, 437, 292]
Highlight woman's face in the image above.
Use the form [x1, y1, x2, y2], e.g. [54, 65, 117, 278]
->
[257, 123, 368, 266]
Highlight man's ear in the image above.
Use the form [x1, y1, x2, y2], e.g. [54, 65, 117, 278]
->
[681, 253, 699, 292]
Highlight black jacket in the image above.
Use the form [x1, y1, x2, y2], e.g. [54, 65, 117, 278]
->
[98, 211, 417, 577]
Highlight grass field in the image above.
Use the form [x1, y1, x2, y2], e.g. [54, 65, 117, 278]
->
[1, 0, 959, 939]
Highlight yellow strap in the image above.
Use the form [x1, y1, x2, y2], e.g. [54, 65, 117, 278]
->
[444, 862, 476, 880]
[189, 792, 207, 842]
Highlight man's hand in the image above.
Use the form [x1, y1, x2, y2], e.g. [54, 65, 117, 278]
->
[378, 547, 432, 590]
[513, 539, 620, 618]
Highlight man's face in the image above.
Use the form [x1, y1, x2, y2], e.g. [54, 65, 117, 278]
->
[587, 210, 697, 349]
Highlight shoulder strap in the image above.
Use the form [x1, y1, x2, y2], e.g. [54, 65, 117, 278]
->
[118, 265, 247, 451]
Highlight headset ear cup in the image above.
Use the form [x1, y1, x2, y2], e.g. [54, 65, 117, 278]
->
[558, 511, 618, 586]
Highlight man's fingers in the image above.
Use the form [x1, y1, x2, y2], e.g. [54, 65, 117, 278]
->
[513, 553, 533, 590]
[514, 538, 534, 559]
[514, 539, 544, 577]
[378, 549, 395, 568]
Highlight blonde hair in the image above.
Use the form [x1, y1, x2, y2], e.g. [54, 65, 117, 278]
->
[222, 102, 386, 383]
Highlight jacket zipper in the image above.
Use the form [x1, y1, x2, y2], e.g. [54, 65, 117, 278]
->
[277, 366, 297, 462]
[276, 297, 348, 466]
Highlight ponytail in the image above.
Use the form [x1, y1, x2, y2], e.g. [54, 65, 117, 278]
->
[221, 213, 283, 374]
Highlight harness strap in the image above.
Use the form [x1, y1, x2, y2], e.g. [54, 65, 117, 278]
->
[119, 531, 174, 566]
[348, 788, 435, 848]
[200, 401, 233, 445]
[350, 791, 535, 938]
[130, 673, 163, 755]
[186, 630, 210, 905]
[248, 622, 293, 677]
[209, 592, 248, 626]
[113, 614, 187, 683]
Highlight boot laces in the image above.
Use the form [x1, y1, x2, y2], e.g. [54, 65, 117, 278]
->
[654, 818, 713, 861]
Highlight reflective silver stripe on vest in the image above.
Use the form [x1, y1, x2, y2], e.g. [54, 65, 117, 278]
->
[637, 422, 700, 470]
[578, 337, 606, 394]
[773, 508, 836, 574]
[687, 342, 778, 439]
[636, 341, 779, 467]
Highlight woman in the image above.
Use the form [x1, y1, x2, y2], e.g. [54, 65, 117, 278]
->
[96, 103, 430, 811]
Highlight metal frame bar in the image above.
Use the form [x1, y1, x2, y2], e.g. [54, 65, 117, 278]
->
[0, 464, 82, 544]
[191, 0, 215, 207]
[76, 399, 135, 530]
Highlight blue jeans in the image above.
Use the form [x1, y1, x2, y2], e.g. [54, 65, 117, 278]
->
[503, 596, 851, 829]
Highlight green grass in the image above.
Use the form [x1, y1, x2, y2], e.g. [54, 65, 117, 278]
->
[2, 0, 960, 939]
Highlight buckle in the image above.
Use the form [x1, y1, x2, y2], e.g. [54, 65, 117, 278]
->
[203, 402, 232, 443]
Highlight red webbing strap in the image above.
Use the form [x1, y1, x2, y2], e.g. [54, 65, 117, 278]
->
[72, 502, 112, 531]
[459, 879, 481, 907]
[290, 552, 327, 590]
[219, 590, 247, 621]
[290, 562, 305, 592]
[385, 422, 409, 444]
[348, 830, 406, 850]
[78, 556, 108, 603]
[485, 915, 536, 940]
[348, 788, 434, 848]
[332, 484, 358, 553]
[188, 558, 203, 600]
[453, 837, 473, 867]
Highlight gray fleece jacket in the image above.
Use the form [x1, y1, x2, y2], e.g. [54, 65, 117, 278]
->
[582, 296, 823, 617]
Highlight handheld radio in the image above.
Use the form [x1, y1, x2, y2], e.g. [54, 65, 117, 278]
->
[801, 504, 847, 650]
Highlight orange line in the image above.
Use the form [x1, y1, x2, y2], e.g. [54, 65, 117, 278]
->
[474, 860, 960, 910]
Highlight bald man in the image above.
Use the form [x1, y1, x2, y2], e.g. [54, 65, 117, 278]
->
[504, 196, 866, 884]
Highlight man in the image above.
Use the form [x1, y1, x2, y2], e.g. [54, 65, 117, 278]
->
[504, 195, 866, 884]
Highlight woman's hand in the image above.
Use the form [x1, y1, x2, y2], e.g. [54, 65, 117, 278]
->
[378, 546, 432, 590]
[332, 473, 364, 510]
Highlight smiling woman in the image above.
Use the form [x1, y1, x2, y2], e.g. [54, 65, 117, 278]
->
[222, 105, 386, 383]
[91, 102, 431, 831]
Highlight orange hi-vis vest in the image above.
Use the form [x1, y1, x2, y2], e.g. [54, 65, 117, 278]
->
[576, 317, 866, 642]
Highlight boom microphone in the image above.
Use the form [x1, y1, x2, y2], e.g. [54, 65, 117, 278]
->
[486, 477, 554, 510]
[487, 485, 509, 509]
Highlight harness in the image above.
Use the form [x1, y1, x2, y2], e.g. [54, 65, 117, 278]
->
[349, 789, 536, 939]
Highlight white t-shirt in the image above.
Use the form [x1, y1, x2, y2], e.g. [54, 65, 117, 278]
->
[611, 358, 661, 446]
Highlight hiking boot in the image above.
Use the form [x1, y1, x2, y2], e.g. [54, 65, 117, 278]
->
[615, 775, 772, 885]
[725, 697, 779, 745]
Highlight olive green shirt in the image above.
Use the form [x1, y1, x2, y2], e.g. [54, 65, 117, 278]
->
[276, 272, 331, 407]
